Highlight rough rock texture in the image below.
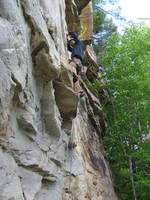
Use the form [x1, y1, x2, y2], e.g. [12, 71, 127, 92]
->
[0, 0, 117, 199]
[79, 2, 93, 42]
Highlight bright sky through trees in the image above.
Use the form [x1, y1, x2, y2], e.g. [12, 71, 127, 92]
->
[119, 0, 150, 24]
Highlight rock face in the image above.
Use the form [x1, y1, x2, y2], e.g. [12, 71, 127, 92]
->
[0, 0, 117, 200]
[79, 2, 93, 42]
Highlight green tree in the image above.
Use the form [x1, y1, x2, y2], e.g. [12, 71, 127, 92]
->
[92, 0, 122, 60]
[101, 24, 150, 200]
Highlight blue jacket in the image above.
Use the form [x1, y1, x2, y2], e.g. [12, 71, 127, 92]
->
[68, 32, 85, 62]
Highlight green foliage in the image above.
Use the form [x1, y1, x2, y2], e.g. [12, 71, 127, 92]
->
[88, 79, 105, 92]
[93, 11, 105, 33]
[92, 0, 119, 60]
[80, 25, 88, 36]
[96, 24, 150, 199]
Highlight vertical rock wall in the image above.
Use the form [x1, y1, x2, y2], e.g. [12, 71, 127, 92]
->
[0, 0, 117, 199]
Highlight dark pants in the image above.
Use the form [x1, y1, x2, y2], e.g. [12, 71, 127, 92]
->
[71, 57, 82, 75]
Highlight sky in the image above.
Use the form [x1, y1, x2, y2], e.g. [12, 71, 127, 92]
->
[119, 0, 150, 24]
[103, 0, 150, 32]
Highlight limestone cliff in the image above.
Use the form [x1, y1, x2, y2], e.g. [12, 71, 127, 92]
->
[0, 0, 117, 199]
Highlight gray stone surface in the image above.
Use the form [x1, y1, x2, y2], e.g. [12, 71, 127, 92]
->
[0, 149, 24, 200]
[0, 0, 118, 199]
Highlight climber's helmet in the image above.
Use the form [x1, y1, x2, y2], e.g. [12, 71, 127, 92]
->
[69, 32, 78, 42]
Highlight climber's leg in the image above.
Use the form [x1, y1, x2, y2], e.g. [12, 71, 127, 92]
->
[69, 58, 85, 97]
[72, 57, 83, 75]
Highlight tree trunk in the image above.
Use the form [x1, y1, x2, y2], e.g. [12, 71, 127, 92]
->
[129, 156, 137, 200]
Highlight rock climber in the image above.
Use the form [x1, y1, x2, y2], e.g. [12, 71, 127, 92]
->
[67, 32, 86, 149]
[67, 32, 86, 82]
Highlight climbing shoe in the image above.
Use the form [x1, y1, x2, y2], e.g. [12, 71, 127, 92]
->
[79, 91, 85, 98]
[73, 73, 78, 83]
